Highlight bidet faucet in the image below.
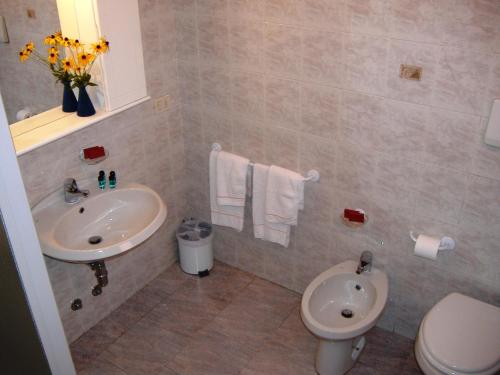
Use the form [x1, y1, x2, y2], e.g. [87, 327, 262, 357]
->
[356, 251, 373, 274]
[64, 178, 89, 204]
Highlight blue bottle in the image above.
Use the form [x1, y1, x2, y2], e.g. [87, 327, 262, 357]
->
[98, 170, 106, 190]
[109, 171, 116, 189]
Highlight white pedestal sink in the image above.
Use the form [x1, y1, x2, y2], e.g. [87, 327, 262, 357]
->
[32, 180, 167, 263]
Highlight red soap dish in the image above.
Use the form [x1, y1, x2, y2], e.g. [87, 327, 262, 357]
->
[341, 208, 368, 228]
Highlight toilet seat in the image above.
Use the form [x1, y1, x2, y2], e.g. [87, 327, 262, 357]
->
[416, 293, 500, 375]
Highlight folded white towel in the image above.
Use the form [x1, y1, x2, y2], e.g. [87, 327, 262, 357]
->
[210, 150, 246, 231]
[265, 165, 304, 226]
[253, 163, 292, 247]
[216, 151, 249, 207]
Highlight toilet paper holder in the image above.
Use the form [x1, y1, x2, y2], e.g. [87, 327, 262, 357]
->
[409, 231, 456, 251]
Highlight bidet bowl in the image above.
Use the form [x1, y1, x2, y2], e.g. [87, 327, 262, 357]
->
[32, 180, 167, 263]
[301, 260, 388, 341]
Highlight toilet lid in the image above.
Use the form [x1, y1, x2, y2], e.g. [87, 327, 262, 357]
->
[422, 293, 500, 373]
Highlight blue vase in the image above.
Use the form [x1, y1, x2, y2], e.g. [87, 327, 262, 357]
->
[77, 86, 96, 117]
[62, 81, 77, 113]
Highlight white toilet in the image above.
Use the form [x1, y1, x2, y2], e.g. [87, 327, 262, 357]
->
[415, 293, 500, 375]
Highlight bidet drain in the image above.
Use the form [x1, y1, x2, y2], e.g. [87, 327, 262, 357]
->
[341, 309, 354, 318]
[88, 236, 103, 245]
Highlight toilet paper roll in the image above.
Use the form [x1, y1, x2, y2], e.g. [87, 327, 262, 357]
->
[414, 234, 441, 260]
[16, 107, 32, 121]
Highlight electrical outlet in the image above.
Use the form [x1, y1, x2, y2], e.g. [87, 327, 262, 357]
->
[400, 64, 422, 81]
[154, 95, 170, 113]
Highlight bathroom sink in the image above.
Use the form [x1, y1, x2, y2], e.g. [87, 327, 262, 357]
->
[301, 260, 388, 341]
[32, 181, 167, 263]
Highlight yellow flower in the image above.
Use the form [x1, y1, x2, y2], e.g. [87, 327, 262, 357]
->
[61, 58, 75, 72]
[91, 42, 104, 54]
[47, 49, 59, 64]
[25, 41, 35, 51]
[61, 36, 72, 47]
[77, 52, 94, 67]
[19, 50, 29, 62]
[99, 37, 110, 53]
[44, 34, 57, 45]
[55, 31, 63, 43]
[72, 39, 81, 48]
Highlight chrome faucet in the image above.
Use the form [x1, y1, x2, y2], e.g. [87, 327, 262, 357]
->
[356, 251, 373, 274]
[64, 178, 89, 204]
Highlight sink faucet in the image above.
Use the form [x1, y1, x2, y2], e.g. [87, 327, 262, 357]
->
[356, 251, 373, 274]
[64, 178, 89, 204]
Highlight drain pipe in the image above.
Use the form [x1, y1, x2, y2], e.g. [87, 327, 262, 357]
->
[89, 261, 108, 296]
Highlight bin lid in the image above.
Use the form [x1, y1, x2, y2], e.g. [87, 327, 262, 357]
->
[177, 218, 212, 241]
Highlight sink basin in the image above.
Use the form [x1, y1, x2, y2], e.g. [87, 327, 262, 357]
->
[32, 181, 167, 263]
[301, 260, 388, 340]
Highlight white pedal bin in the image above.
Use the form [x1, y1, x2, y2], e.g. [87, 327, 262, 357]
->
[176, 218, 213, 275]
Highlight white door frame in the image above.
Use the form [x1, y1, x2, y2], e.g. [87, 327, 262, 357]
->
[0, 93, 76, 375]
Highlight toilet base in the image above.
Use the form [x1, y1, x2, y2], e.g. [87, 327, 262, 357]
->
[316, 335, 366, 375]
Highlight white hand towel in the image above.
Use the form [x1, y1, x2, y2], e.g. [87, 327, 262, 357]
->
[265, 165, 304, 226]
[252, 163, 291, 247]
[210, 150, 245, 231]
[216, 151, 249, 207]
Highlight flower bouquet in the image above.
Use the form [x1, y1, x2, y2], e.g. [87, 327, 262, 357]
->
[19, 32, 109, 117]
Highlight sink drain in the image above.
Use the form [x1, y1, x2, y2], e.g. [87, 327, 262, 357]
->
[341, 309, 354, 318]
[88, 236, 103, 245]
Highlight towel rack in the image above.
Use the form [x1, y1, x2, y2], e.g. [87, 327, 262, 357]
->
[211, 143, 320, 182]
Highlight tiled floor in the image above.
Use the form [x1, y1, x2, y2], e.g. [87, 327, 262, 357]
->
[71, 261, 423, 375]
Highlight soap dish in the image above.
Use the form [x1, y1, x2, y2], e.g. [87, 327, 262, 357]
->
[341, 209, 368, 228]
[79, 149, 109, 165]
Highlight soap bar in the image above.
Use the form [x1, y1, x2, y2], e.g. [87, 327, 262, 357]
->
[344, 209, 365, 223]
[83, 146, 105, 160]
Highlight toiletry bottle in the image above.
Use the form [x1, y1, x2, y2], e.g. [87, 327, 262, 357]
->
[109, 171, 116, 189]
[98, 170, 106, 190]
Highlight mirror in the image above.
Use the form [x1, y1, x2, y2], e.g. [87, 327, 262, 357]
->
[0, 0, 62, 125]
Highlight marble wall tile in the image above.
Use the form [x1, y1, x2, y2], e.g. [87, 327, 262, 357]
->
[461, 175, 500, 233]
[264, 23, 302, 79]
[343, 33, 389, 96]
[228, 20, 265, 72]
[300, 82, 341, 139]
[414, 163, 470, 225]
[200, 66, 232, 113]
[264, 0, 301, 25]
[263, 126, 299, 170]
[345, 0, 390, 36]
[442, 0, 500, 54]
[196, 0, 227, 19]
[197, 16, 230, 67]
[231, 70, 265, 120]
[302, 29, 344, 86]
[264, 77, 301, 131]
[433, 47, 493, 115]
[472, 119, 500, 180]
[300, 0, 346, 31]
[387, 0, 445, 44]
[422, 109, 482, 172]
[228, 0, 265, 21]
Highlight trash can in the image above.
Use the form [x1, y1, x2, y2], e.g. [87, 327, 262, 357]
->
[176, 218, 213, 276]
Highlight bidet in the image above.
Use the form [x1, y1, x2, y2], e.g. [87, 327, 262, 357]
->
[301, 259, 388, 375]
